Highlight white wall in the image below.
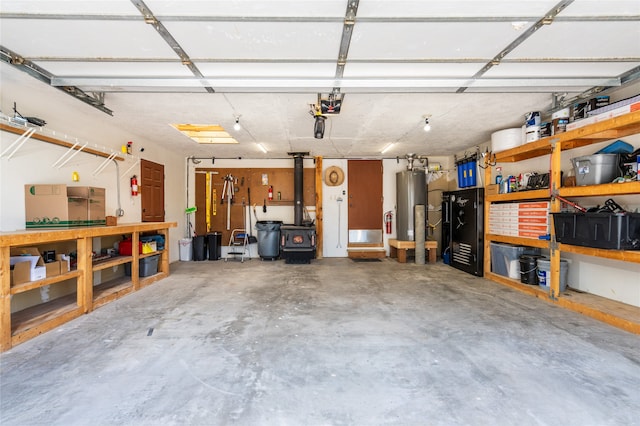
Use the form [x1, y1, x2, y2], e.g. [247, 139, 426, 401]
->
[1, 63, 186, 262]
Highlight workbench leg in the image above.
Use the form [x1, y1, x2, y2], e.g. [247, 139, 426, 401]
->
[428, 248, 436, 264]
[389, 246, 398, 259]
[397, 249, 407, 263]
[1, 246, 12, 351]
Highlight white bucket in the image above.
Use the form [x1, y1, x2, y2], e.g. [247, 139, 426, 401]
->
[179, 238, 193, 261]
[491, 128, 523, 153]
[537, 257, 569, 292]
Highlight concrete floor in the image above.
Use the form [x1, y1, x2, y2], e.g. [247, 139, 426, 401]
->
[1, 258, 639, 426]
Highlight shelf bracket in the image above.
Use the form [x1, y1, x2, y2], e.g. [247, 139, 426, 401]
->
[92, 151, 118, 176]
[52, 141, 89, 168]
[0, 126, 35, 159]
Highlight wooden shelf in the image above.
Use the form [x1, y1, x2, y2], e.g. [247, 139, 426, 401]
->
[11, 294, 82, 341]
[486, 188, 550, 202]
[558, 243, 640, 264]
[93, 276, 134, 310]
[558, 181, 640, 197]
[485, 109, 640, 334]
[10, 270, 81, 295]
[92, 255, 133, 271]
[484, 272, 640, 334]
[486, 234, 549, 249]
[493, 110, 640, 162]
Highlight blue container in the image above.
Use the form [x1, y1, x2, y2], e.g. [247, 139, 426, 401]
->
[595, 140, 633, 154]
[468, 158, 477, 187]
[457, 161, 465, 188]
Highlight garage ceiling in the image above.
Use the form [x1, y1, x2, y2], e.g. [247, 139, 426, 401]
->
[1, 0, 639, 159]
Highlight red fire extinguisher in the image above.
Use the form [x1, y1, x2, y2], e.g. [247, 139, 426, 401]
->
[384, 211, 393, 234]
[131, 175, 139, 196]
[268, 185, 273, 201]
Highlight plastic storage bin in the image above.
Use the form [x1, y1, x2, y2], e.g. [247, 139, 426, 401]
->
[571, 154, 620, 186]
[553, 212, 640, 250]
[490, 242, 541, 279]
[124, 254, 159, 277]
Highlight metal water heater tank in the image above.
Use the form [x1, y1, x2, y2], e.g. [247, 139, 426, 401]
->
[396, 169, 427, 241]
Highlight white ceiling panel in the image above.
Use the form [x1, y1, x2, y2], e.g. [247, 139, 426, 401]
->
[146, 0, 347, 18]
[561, 0, 640, 17]
[165, 22, 344, 60]
[349, 22, 530, 60]
[343, 62, 482, 78]
[0, 0, 139, 15]
[197, 62, 337, 78]
[508, 21, 640, 58]
[32, 61, 193, 77]
[484, 62, 640, 78]
[356, 0, 560, 18]
[0, 19, 177, 59]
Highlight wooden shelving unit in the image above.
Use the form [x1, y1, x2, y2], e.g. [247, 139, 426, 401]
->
[1, 222, 176, 351]
[484, 110, 640, 334]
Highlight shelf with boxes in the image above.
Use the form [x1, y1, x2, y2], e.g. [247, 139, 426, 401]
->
[484, 109, 640, 334]
[1, 222, 176, 351]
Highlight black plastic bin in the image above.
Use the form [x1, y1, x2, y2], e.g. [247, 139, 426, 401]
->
[193, 235, 206, 261]
[207, 232, 222, 260]
[553, 212, 640, 250]
[256, 220, 282, 260]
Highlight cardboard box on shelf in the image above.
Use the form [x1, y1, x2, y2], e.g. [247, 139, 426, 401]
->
[9, 247, 47, 285]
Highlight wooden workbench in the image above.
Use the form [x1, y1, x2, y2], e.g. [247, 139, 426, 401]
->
[1, 222, 176, 351]
[389, 239, 438, 263]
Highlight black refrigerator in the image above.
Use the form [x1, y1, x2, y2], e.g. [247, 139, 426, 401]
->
[442, 188, 484, 276]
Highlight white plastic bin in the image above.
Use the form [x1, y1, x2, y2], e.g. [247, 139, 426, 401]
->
[179, 238, 193, 261]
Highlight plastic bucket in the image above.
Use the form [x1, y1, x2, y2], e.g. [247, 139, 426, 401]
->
[537, 257, 569, 292]
[179, 238, 192, 261]
[518, 255, 540, 285]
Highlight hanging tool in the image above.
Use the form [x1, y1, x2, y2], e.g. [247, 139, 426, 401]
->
[336, 197, 343, 248]
[205, 172, 212, 232]
[221, 174, 235, 230]
[263, 198, 267, 213]
[554, 195, 587, 213]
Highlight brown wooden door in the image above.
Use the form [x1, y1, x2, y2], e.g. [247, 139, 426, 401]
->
[347, 160, 383, 243]
[140, 159, 165, 222]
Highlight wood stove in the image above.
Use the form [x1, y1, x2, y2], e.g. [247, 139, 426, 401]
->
[280, 152, 316, 264]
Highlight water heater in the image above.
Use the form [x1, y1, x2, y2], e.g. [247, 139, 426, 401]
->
[396, 169, 427, 241]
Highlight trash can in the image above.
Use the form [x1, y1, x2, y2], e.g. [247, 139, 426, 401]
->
[179, 238, 192, 261]
[193, 235, 206, 261]
[255, 220, 282, 260]
[207, 232, 222, 260]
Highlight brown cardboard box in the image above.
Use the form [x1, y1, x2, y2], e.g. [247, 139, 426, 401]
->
[485, 184, 499, 196]
[105, 216, 117, 226]
[24, 184, 70, 228]
[68, 186, 106, 225]
[9, 247, 47, 285]
[44, 260, 64, 277]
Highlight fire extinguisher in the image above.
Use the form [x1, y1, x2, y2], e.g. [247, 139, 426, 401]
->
[384, 210, 393, 234]
[268, 185, 273, 201]
[131, 175, 139, 196]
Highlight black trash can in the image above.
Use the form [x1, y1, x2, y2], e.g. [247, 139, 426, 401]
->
[193, 235, 206, 261]
[255, 220, 282, 260]
[519, 255, 541, 285]
[207, 232, 222, 260]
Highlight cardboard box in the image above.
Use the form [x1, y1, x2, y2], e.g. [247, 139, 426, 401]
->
[106, 216, 117, 226]
[10, 247, 47, 285]
[485, 184, 499, 196]
[25, 184, 71, 229]
[68, 186, 106, 225]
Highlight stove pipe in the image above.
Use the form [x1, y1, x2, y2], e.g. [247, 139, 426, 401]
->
[288, 152, 308, 226]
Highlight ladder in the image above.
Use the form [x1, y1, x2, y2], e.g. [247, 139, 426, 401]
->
[225, 228, 249, 262]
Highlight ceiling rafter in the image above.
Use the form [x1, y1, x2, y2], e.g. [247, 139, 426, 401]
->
[129, 0, 214, 93]
[457, 0, 576, 93]
[0, 45, 113, 115]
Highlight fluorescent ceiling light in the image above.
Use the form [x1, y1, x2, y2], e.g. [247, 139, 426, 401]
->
[256, 143, 268, 153]
[381, 143, 395, 154]
[170, 123, 238, 144]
